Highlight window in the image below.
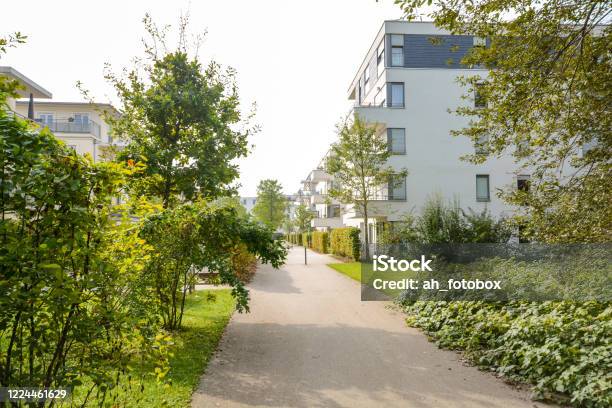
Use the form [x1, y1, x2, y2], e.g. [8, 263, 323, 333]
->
[389, 83, 404, 107]
[473, 36, 486, 48]
[364, 66, 370, 89]
[390, 34, 404, 66]
[476, 175, 490, 202]
[376, 41, 385, 77]
[37, 113, 54, 125]
[388, 175, 407, 201]
[387, 128, 406, 154]
[474, 83, 486, 108]
[517, 175, 530, 192]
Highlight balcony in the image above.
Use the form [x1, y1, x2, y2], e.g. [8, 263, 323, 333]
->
[312, 217, 344, 229]
[34, 118, 101, 139]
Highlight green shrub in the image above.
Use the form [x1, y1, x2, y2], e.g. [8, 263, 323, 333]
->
[330, 227, 361, 260]
[404, 301, 611, 407]
[301, 232, 312, 248]
[231, 243, 258, 283]
[312, 231, 330, 253]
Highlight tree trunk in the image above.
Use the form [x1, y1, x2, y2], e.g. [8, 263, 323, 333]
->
[363, 202, 370, 261]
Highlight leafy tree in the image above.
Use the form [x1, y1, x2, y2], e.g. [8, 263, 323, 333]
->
[105, 14, 255, 209]
[140, 199, 287, 330]
[252, 179, 287, 230]
[0, 106, 166, 403]
[395, 0, 611, 242]
[325, 115, 407, 260]
[293, 203, 314, 232]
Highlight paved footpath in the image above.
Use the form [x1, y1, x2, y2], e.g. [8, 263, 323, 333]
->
[192, 247, 547, 408]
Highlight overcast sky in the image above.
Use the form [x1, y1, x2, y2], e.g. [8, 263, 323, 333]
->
[0, 0, 405, 196]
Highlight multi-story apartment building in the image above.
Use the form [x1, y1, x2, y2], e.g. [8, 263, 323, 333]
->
[299, 165, 343, 231]
[1, 66, 120, 162]
[296, 21, 523, 243]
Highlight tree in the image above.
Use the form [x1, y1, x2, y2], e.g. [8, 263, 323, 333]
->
[395, 0, 611, 242]
[105, 14, 255, 209]
[294, 203, 314, 232]
[325, 115, 407, 260]
[253, 179, 287, 230]
[140, 199, 286, 330]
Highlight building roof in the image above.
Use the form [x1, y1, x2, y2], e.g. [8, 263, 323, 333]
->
[15, 100, 121, 117]
[0, 66, 52, 99]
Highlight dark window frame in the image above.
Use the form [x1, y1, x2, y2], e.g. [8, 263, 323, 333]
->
[387, 128, 406, 155]
[476, 174, 490, 202]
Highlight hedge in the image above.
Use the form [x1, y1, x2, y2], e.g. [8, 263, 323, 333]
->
[301, 232, 312, 248]
[286, 232, 303, 246]
[311, 231, 329, 253]
[330, 227, 360, 261]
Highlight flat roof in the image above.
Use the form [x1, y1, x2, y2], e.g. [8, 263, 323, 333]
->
[16, 100, 121, 117]
[0, 66, 52, 99]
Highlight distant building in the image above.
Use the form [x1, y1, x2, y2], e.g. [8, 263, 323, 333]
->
[240, 197, 257, 213]
[1, 66, 121, 162]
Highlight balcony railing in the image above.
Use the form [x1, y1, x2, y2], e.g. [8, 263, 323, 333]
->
[34, 118, 101, 139]
[355, 101, 404, 108]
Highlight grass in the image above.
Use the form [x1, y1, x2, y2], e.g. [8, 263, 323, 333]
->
[327, 262, 362, 281]
[70, 290, 235, 408]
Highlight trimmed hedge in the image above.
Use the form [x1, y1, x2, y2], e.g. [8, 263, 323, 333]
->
[330, 227, 360, 261]
[301, 232, 312, 248]
[312, 231, 329, 253]
[285, 232, 303, 245]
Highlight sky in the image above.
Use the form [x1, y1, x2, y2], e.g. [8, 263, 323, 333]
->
[0, 0, 405, 196]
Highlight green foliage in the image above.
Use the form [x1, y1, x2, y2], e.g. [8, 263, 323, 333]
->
[330, 227, 361, 261]
[106, 15, 252, 209]
[404, 301, 611, 407]
[286, 232, 303, 246]
[231, 243, 258, 283]
[0, 33, 26, 102]
[252, 179, 287, 230]
[301, 232, 312, 249]
[325, 115, 407, 259]
[395, 0, 612, 242]
[0, 110, 164, 401]
[70, 291, 236, 407]
[383, 195, 510, 244]
[293, 203, 314, 232]
[140, 199, 287, 330]
[312, 231, 330, 253]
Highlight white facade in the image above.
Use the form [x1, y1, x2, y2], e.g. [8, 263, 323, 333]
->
[297, 21, 524, 243]
[1, 66, 121, 163]
[299, 167, 343, 231]
[15, 101, 119, 163]
[240, 197, 257, 214]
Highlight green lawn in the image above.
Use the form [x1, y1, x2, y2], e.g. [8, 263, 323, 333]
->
[71, 290, 235, 407]
[327, 262, 362, 281]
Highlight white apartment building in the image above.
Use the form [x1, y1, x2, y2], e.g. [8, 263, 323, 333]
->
[299, 165, 343, 231]
[1, 66, 120, 162]
[298, 21, 523, 243]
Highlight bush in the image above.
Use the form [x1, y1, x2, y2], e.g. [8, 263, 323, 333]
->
[0, 112, 164, 400]
[231, 243, 258, 283]
[330, 227, 361, 260]
[302, 232, 312, 248]
[384, 195, 510, 244]
[312, 231, 330, 253]
[404, 301, 611, 407]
